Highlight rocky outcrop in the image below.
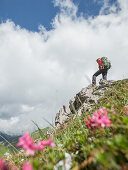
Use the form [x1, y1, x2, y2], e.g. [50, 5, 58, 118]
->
[55, 105, 71, 127]
[55, 79, 115, 128]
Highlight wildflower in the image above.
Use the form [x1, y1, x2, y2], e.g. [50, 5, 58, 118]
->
[41, 136, 56, 148]
[88, 116, 93, 123]
[0, 158, 3, 168]
[17, 133, 36, 156]
[85, 120, 91, 129]
[0, 162, 9, 170]
[97, 108, 107, 115]
[22, 162, 33, 170]
[12, 166, 18, 170]
[85, 108, 111, 129]
[125, 104, 128, 109]
[60, 124, 63, 128]
[0, 158, 17, 170]
[17, 133, 56, 156]
[35, 141, 44, 151]
[92, 110, 111, 127]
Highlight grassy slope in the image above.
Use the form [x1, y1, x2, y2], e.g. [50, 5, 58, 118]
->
[5, 79, 128, 169]
[0, 143, 11, 157]
[31, 127, 53, 140]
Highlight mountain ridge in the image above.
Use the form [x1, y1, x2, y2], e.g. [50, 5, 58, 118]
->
[0, 131, 20, 148]
[55, 79, 116, 128]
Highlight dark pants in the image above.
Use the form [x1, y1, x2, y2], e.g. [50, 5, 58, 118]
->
[92, 69, 108, 84]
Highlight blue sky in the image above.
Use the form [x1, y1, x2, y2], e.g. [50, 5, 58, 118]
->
[0, 0, 117, 32]
[0, 0, 59, 31]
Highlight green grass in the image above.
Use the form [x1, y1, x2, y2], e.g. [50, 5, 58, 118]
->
[2, 79, 128, 170]
[0, 143, 11, 157]
[31, 126, 53, 140]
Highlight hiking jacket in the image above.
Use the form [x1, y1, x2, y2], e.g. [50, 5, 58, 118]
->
[97, 58, 104, 69]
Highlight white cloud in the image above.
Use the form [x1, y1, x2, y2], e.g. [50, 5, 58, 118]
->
[0, 117, 19, 132]
[54, 0, 78, 17]
[0, 0, 128, 134]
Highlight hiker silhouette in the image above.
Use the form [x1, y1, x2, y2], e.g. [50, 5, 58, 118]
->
[92, 57, 111, 85]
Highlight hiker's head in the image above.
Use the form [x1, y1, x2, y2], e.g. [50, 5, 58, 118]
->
[96, 58, 100, 63]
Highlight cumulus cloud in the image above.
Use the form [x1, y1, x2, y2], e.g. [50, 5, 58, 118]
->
[0, 0, 128, 134]
[54, 0, 78, 16]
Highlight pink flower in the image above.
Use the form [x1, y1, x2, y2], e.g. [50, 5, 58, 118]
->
[88, 116, 93, 123]
[92, 108, 111, 127]
[12, 166, 18, 170]
[41, 136, 56, 148]
[0, 158, 10, 170]
[85, 108, 111, 129]
[0, 162, 9, 170]
[0, 158, 17, 170]
[97, 108, 107, 115]
[17, 133, 36, 156]
[125, 104, 128, 109]
[35, 141, 44, 151]
[0, 158, 3, 168]
[17, 133, 56, 156]
[22, 162, 33, 170]
[85, 120, 91, 129]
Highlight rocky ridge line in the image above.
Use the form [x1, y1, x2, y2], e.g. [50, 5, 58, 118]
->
[55, 79, 116, 127]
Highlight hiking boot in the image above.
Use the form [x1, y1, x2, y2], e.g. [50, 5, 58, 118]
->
[92, 81, 96, 86]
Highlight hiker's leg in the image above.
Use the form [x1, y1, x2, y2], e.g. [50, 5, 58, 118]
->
[92, 70, 102, 84]
[102, 69, 108, 80]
